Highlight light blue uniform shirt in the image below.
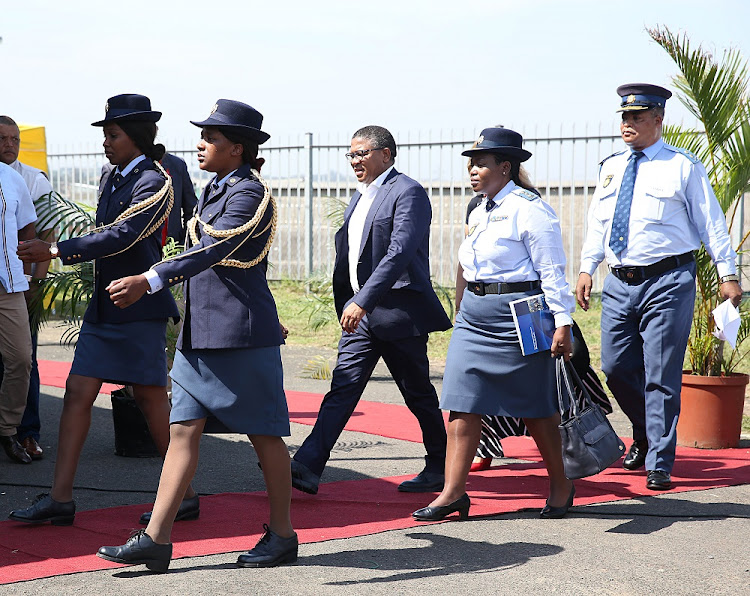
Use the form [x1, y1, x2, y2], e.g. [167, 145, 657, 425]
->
[0, 162, 36, 293]
[580, 138, 736, 276]
[460, 180, 575, 327]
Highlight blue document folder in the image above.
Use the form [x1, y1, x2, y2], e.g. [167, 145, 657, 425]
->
[509, 294, 555, 356]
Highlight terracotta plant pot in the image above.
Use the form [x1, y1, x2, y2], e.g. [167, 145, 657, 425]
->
[677, 372, 749, 449]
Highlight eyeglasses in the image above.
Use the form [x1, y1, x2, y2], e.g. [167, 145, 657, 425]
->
[0, 135, 21, 146]
[345, 148, 384, 162]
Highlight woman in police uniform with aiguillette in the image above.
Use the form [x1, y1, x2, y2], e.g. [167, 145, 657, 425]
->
[11, 94, 194, 525]
[96, 100, 296, 572]
[413, 127, 577, 522]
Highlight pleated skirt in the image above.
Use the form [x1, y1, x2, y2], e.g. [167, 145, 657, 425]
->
[169, 345, 290, 436]
[440, 290, 557, 418]
[70, 319, 168, 386]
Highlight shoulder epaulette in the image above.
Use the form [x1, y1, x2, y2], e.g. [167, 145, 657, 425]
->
[669, 145, 700, 164]
[599, 150, 626, 167]
[513, 188, 539, 201]
[227, 175, 240, 187]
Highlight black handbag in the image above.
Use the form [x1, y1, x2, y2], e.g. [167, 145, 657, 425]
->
[556, 357, 625, 479]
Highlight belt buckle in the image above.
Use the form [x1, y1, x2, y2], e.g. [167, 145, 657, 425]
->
[475, 283, 486, 296]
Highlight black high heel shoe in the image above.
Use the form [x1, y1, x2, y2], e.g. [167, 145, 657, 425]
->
[540, 485, 575, 519]
[412, 493, 470, 521]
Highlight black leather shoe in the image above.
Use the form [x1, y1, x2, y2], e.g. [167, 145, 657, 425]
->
[646, 470, 672, 491]
[8, 493, 75, 525]
[412, 493, 470, 521]
[139, 495, 200, 525]
[236, 524, 298, 568]
[291, 459, 320, 495]
[540, 485, 575, 519]
[623, 440, 648, 470]
[398, 470, 445, 493]
[97, 529, 172, 572]
[0, 434, 32, 464]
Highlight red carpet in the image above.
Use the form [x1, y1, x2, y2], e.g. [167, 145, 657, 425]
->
[1, 437, 748, 584]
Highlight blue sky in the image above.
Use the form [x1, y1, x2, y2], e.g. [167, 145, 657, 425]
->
[2, 0, 748, 149]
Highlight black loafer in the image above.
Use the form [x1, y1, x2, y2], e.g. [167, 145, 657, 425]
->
[623, 440, 648, 470]
[291, 459, 320, 495]
[0, 434, 32, 464]
[646, 470, 672, 491]
[8, 493, 75, 526]
[139, 495, 200, 525]
[236, 524, 298, 568]
[540, 485, 575, 519]
[412, 493, 470, 521]
[397, 470, 445, 493]
[97, 529, 172, 573]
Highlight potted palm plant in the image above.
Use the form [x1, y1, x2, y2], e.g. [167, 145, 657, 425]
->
[648, 26, 750, 448]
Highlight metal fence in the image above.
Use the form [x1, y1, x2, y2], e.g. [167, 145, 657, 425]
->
[47, 128, 749, 291]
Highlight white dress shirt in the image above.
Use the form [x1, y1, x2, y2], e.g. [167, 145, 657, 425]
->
[580, 138, 736, 276]
[0, 162, 36, 293]
[347, 165, 394, 293]
[460, 180, 575, 327]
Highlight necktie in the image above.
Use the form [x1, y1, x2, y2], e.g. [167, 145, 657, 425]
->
[112, 173, 124, 188]
[485, 197, 496, 212]
[608, 151, 644, 254]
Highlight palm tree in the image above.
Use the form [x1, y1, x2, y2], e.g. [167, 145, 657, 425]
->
[648, 25, 750, 375]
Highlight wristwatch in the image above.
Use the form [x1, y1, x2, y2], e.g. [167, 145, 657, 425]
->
[719, 274, 740, 284]
[49, 242, 59, 258]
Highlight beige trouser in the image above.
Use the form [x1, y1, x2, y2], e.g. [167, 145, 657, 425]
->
[0, 285, 32, 436]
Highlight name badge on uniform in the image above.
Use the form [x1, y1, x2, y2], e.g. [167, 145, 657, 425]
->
[490, 214, 508, 222]
[603, 174, 614, 188]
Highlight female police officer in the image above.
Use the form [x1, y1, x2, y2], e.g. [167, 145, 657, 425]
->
[413, 127, 576, 522]
[96, 100, 296, 572]
[10, 94, 194, 525]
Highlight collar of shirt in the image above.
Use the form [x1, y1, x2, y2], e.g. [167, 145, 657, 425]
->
[635, 138, 664, 162]
[212, 169, 238, 190]
[484, 179, 517, 209]
[355, 165, 394, 196]
[115, 154, 147, 179]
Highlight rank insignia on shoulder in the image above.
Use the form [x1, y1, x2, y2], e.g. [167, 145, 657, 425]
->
[229, 177, 237, 184]
[515, 188, 538, 201]
[603, 174, 614, 188]
[490, 214, 508, 222]
[673, 146, 700, 164]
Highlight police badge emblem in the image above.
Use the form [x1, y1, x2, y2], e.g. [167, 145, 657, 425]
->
[210, 104, 218, 115]
[105, 102, 109, 112]
[477, 135, 484, 144]
[627, 94, 636, 104]
[603, 174, 614, 188]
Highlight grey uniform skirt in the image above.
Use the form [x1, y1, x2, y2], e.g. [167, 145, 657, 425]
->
[440, 289, 557, 418]
[169, 345, 290, 437]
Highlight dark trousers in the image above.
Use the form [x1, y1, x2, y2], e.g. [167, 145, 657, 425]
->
[294, 316, 447, 477]
[601, 261, 696, 473]
[0, 320, 40, 441]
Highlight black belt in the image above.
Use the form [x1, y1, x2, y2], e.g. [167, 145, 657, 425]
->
[467, 280, 541, 296]
[610, 252, 694, 283]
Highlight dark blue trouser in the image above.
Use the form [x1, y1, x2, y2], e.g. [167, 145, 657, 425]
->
[601, 261, 696, 473]
[293, 316, 447, 477]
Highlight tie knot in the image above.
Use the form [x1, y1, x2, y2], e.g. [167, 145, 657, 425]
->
[113, 173, 124, 187]
[631, 151, 644, 161]
[485, 198, 496, 212]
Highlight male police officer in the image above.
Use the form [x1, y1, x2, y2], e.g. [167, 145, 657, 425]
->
[576, 84, 741, 490]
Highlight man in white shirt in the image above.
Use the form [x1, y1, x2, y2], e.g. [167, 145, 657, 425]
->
[576, 84, 741, 490]
[290, 126, 451, 495]
[0, 160, 35, 464]
[0, 115, 55, 460]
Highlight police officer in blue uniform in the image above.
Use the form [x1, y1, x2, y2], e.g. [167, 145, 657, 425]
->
[10, 94, 188, 525]
[576, 84, 742, 490]
[96, 100, 296, 572]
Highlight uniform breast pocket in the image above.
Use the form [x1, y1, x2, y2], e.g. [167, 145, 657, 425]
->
[641, 182, 683, 222]
[593, 190, 617, 224]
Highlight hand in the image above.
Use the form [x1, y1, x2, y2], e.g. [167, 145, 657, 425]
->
[340, 302, 366, 333]
[550, 325, 573, 361]
[575, 273, 592, 311]
[17, 239, 53, 264]
[720, 280, 743, 308]
[279, 322, 289, 339]
[107, 275, 149, 309]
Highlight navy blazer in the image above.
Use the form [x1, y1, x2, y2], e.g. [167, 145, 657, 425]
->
[332, 168, 451, 341]
[61, 159, 179, 324]
[153, 164, 283, 351]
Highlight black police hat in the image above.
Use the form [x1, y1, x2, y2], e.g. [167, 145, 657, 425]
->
[91, 94, 161, 127]
[616, 83, 672, 112]
[461, 127, 532, 162]
[190, 99, 270, 144]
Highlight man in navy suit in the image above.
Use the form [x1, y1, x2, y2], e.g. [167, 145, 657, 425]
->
[291, 125, 451, 494]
